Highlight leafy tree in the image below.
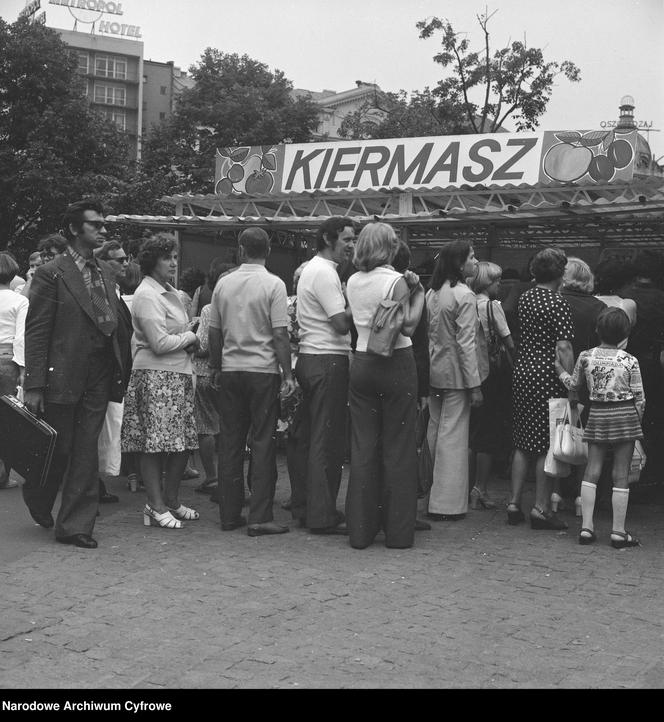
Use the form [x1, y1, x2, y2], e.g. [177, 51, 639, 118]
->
[339, 88, 468, 140]
[0, 17, 132, 261]
[141, 49, 320, 195]
[416, 10, 581, 133]
[340, 10, 581, 140]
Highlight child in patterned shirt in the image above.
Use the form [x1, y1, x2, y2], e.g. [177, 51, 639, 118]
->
[555, 307, 644, 549]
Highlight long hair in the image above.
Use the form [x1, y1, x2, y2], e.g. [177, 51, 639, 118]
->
[352, 222, 398, 272]
[429, 241, 471, 290]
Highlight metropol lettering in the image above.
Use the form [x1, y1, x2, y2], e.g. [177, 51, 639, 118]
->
[49, 0, 124, 15]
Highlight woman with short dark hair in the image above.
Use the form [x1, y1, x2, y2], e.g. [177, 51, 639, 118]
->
[508, 247, 575, 530]
[121, 234, 201, 529]
[426, 241, 482, 521]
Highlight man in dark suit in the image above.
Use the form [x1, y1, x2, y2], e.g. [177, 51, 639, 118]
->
[22, 200, 126, 549]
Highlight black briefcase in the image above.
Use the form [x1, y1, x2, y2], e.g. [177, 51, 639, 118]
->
[0, 394, 57, 487]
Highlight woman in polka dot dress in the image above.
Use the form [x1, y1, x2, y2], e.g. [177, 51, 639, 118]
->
[507, 248, 575, 530]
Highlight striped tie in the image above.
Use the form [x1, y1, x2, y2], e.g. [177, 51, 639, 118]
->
[85, 260, 116, 336]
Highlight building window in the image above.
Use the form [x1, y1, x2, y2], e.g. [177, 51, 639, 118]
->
[143, 74, 148, 82]
[160, 86, 167, 95]
[77, 52, 89, 74]
[159, 112, 166, 120]
[104, 109, 126, 131]
[95, 55, 127, 80]
[94, 83, 126, 107]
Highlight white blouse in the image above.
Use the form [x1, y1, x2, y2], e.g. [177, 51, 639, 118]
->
[0, 289, 29, 366]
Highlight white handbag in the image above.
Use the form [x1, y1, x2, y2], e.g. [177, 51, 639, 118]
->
[553, 402, 588, 466]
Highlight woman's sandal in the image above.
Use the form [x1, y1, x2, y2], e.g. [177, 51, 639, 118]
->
[143, 505, 183, 529]
[530, 506, 568, 531]
[578, 528, 596, 545]
[471, 487, 497, 510]
[168, 504, 200, 521]
[507, 503, 525, 526]
[610, 530, 640, 549]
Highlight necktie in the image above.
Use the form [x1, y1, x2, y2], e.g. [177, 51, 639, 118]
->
[85, 260, 116, 336]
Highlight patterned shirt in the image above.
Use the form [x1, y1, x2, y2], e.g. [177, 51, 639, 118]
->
[561, 346, 645, 417]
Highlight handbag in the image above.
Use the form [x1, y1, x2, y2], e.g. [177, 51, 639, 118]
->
[486, 300, 512, 375]
[553, 402, 588, 465]
[366, 276, 413, 357]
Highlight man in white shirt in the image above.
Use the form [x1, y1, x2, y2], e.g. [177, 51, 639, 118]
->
[292, 217, 355, 534]
[208, 227, 295, 536]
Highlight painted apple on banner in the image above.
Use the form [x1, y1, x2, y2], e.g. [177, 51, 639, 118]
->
[541, 130, 635, 183]
[215, 146, 278, 195]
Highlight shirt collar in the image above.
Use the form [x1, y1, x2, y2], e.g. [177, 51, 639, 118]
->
[67, 245, 95, 268]
[142, 275, 178, 295]
[239, 263, 268, 272]
[315, 255, 338, 270]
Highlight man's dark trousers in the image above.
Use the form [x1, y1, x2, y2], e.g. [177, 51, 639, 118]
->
[22, 350, 113, 538]
[218, 371, 280, 526]
[292, 353, 349, 529]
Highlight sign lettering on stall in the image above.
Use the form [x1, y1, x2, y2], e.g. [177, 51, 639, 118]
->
[214, 129, 639, 197]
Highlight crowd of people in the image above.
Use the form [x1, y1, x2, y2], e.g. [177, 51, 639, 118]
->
[1, 201, 662, 551]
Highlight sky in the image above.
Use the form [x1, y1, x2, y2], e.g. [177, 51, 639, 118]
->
[3, 0, 663, 158]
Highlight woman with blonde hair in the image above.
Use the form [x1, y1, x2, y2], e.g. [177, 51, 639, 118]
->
[468, 261, 515, 509]
[345, 223, 424, 549]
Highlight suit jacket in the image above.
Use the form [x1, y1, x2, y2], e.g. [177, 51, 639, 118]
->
[24, 252, 126, 404]
[115, 291, 133, 392]
[427, 281, 481, 390]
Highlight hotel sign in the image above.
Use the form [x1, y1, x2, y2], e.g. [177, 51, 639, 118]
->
[48, 0, 142, 38]
[215, 129, 639, 196]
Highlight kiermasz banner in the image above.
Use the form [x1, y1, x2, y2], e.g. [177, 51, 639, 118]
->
[214, 129, 638, 197]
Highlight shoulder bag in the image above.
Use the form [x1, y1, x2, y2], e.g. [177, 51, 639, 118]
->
[366, 275, 413, 358]
[486, 300, 512, 375]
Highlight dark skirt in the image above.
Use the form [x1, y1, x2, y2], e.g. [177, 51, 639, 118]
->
[583, 401, 643, 444]
[194, 375, 220, 436]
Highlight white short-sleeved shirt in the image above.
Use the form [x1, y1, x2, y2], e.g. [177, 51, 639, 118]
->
[209, 263, 288, 374]
[0, 289, 29, 366]
[475, 294, 511, 383]
[296, 255, 350, 355]
[347, 266, 412, 353]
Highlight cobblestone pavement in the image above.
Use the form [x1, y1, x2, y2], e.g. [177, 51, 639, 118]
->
[1, 456, 663, 690]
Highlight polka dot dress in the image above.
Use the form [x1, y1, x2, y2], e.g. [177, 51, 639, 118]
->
[513, 287, 574, 454]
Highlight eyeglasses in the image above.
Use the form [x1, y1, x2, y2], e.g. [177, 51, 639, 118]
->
[111, 256, 129, 264]
[84, 220, 106, 230]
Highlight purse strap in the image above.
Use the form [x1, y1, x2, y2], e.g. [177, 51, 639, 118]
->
[388, 274, 415, 306]
[486, 299, 498, 344]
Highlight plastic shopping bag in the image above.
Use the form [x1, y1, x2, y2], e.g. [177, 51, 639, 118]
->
[98, 400, 123, 476]
[553, 402, 588, 465]
[544, 398, 574, 477]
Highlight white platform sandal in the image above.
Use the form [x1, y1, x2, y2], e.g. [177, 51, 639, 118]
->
[168, 504, 200, 521]
[143, 505, 183, 529]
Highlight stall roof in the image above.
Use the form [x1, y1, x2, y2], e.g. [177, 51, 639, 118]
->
[106, 176, 664, 248]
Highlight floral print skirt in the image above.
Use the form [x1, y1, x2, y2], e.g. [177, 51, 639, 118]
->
[121, 369, 198, 454]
